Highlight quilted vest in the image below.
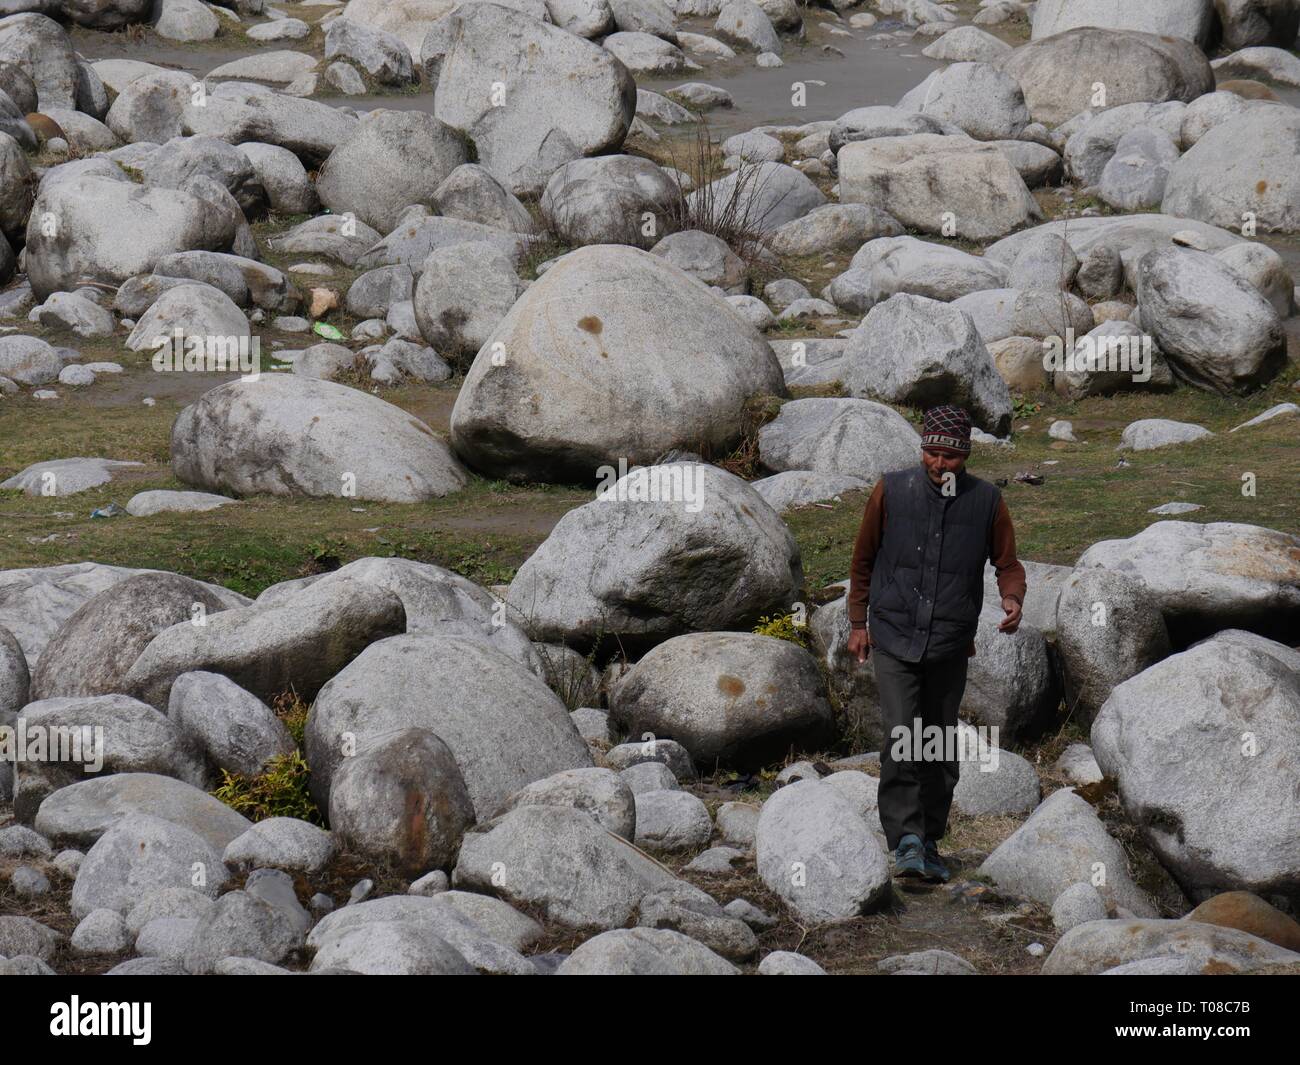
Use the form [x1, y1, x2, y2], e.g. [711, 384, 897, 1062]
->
[867, 464, 1002, 663]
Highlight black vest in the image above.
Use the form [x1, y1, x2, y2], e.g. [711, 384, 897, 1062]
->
[868, 465, 1001, 663]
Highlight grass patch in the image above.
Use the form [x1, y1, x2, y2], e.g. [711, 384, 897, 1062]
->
[212, 750, 322, 826]
[781, 373, 1300, 587]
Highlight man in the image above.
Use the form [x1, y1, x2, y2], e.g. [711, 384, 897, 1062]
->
[846, 405, 1026, 884]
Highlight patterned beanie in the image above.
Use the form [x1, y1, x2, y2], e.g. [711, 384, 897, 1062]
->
[921, 405, 972, 455]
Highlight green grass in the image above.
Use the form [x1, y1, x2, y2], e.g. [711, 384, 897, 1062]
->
[3, 364, 1296, 599]
[784, 373, 1300, 590]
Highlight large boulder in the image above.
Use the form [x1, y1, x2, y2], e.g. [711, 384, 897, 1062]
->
[505, 463, 802, 653]
[602, 31, 686, 75]
[0, 130, 33, 242]
[0, 335, 61, 386]
[971, 287, 1093, 343]
[340, 0, 455, 56]
[30, 573, 240, 701]
[324, 17, 416, 85]
[842, 293, 1013, 435]
[255, 556, 540, 674]
[500, 767, 635, 838]
[557, 927, 739, 975]
[756, 397, 921, 481]
[433, 163, 533, 233]
[1054, 568, 1171, 724]
[104, 69, 195, 145]
[412, 240, 525, 355]
[171, 376, 469, 503]
[686, 161, 825, 234]
[0, 13, 88, 111]
[121, 575, 406, 710]
[1135, 247, 1285, 394]
[305, 635, 592, 817]
[151, 251, 298, 313]
[70, 813, 230, 919]
[650, 229, 747, 293]
[755, 779, 891, 922]
[828, 105, 955, 154]
[316, 111, 469, 234]
[1092, 633, 1300, 905]
[0, 563, 248, 669]
[961, 606, 1060, 744]
[978, 788, 1158, 916]
[304, 893, 536, 974]
[24, 173, 238, 301]
[420, 3, 635, 195]
[1000, 28, 1215, 126]
[714, 0, 780, 53]
[1063, 101, 1187, 187]
[1098, 126, 1180, 211]
[1215, 240, 1295, 318]
[540, 154, 680, 248]
[985, 215, 1241, 292]
[168, 671, 295, 778]
[1045, 917, 1300, 975]
[453, 804, 674, 931]
[182, 86, 360, 169]
[1214, 0, 1300, 48]
[921, 25, 1012, 63]
[1031, 0, 1217, 45]
[1075, 521, 1300, 645]
[609, 633, 835, 772]
[449, 245, 786, 483]
[1161, 107, 1300, 234]
[355, 214, 528, 272]
[34, 772, 251, 851]
[143, 135, 266, 219]
[13, 694, 206, 821]
[125, 282, 249, 353]
[825, 236, 1009, 314]
[896, 62, 1030, 141]
[838, 134, 1040, 241]
[328, 728, 476, 875]
[239, 141, 318, 215]
[767, 203, 905, 258]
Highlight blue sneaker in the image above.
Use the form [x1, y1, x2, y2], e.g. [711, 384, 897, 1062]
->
[922, 839, 950, 883]
[893, 833, 925, 879]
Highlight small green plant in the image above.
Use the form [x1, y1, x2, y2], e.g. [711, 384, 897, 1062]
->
[212, 751, 323, 826]
[1013, 397, 1042, 419]
[271, 691, 310, 748]
[752, 611, 811, 649]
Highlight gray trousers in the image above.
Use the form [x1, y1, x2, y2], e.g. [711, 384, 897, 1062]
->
[872, 646, 969, 851]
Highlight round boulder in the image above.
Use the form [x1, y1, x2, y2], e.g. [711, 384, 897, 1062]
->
[610, 632, 834, 772]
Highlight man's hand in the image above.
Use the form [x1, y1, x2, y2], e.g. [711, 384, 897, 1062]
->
[998, 595, 1022, 633]
[847, 626, 871, 663]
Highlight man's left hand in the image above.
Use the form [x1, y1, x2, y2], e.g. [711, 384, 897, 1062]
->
[998, 596, 1022, 633]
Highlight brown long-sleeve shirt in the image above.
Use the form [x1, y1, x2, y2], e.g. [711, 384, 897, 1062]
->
[847, 478, 1027, 657]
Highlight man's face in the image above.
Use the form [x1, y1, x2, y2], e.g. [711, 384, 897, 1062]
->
[922, 447, 966, 485]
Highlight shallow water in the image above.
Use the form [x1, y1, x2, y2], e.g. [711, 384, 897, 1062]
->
[73, 13, 947, 137]
[74, 13, 1300, 133]
[639, 14, 947, 137]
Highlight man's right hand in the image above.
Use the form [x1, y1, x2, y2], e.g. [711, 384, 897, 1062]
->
[847, 626, 871, 663]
